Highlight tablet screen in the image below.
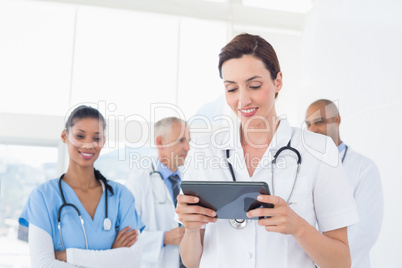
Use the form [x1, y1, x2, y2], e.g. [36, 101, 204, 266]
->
[180, 181, 272, 220]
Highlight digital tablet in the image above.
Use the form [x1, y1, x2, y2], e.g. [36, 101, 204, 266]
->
[180, 181, 273, 220]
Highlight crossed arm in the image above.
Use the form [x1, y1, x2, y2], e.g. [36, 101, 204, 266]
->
[29, 224, 142, 268]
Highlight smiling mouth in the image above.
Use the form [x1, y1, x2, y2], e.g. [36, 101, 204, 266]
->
[238, 107, 258, 117]
[79, 152, 95, 160]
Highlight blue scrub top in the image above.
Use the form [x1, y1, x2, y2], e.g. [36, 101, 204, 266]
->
[19, 178, 145, 251]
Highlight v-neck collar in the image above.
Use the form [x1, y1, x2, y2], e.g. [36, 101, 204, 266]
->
[219, 118, 291, 151]
[60, 179, 105, 230]
[220, 118, 293, 178]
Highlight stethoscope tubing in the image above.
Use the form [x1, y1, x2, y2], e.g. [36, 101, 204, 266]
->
[149, 163, 182, 227]
[149, 163, 164, 181]
[226, 138, 302, 228]
[58, 173, 110, 250]
[341, 145, 348, 163]
[150, 163, 170, 204]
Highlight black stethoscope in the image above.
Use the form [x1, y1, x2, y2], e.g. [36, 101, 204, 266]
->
[57, 174, 111, 250]
[149, 163, 183, 228]
[341, 145, 348, 163]
[226, 139, 302, 229]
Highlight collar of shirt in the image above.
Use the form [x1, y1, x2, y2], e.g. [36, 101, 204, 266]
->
[156, 160, 178, 180]
[218, 118, 292, 177]
[338, 142, 346, 153]
[269, 118, 292, 150]
[338, 142, 349, 163]
[219, 118, 292, 150]
[156, 159, 181, 198]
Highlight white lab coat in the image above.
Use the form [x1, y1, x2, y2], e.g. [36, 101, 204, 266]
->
[182, 119, 359, 268]
[340, 146, 383, 268]
[126, 168, 180, 268]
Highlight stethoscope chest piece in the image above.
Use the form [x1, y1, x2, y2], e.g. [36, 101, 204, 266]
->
[229, 219, 247, 229]
[104, 218, 112, 231]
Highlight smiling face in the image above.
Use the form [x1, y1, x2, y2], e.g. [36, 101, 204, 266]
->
[157, 122, 190, 172]
[61, 117, 105, 169]
[222, 55, 282, 128]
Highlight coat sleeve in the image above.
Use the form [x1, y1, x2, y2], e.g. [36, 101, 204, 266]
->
[67, 185, 144, 268]
[126, 171, 165, 265]
[29, 224, 78, 268]
[314, 137, 359, 232]
[347, 159, 383, 266]
[66, 240, 142, 268]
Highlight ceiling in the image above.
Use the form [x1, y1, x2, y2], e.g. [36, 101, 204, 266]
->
[33, 0, 310, 32]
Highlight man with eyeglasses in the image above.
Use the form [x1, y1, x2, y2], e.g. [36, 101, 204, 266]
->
[305, 99, 383, 268]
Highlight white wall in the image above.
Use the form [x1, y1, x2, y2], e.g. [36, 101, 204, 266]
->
[298, 0, 402, 266]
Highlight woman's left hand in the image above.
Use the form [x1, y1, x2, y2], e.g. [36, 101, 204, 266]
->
[246, 194, 307, 236]
[112, 226, 139, 248]
[55, 250, 67, 262]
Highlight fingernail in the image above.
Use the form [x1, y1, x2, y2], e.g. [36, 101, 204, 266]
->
[194, 197, 199, 202]
[257, 196, 263, 201]
[246, 212, 250, 217]
[211, 211, 216, 216]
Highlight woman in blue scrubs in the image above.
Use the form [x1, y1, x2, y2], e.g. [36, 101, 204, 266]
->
[19, 105, 145, 267]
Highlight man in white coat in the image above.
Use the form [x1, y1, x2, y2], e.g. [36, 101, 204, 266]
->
[126, 117, 190, 268]
[305, 99, 383, 268]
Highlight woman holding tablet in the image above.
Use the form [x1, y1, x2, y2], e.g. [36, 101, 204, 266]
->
[19, 105, 144, 267]
[176, 33, 359, 268]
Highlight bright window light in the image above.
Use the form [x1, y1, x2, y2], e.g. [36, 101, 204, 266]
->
[177, 18, 227, 121]
[0, 1, 74, 116]
[71, 7, 180, 121]
[203, 0, 228, 2]
[243, 0, 313, 13]
[0, 144, 58, 267]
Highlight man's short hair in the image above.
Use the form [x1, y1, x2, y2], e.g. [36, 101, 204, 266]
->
[154, 117, 186, 140]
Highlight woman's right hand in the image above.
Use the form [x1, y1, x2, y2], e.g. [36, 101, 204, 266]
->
[176, 194, 217, 231]
[111, 226, 138, 248]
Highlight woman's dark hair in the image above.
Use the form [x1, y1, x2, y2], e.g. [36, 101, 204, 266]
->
[65, 105, 113, 194]
[95, 168, 113, 195]
[65, 105, 106, 132]
[218, 33, 281, 98]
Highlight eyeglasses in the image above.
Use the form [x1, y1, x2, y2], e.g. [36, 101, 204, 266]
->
[305, 117, 337, 128]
